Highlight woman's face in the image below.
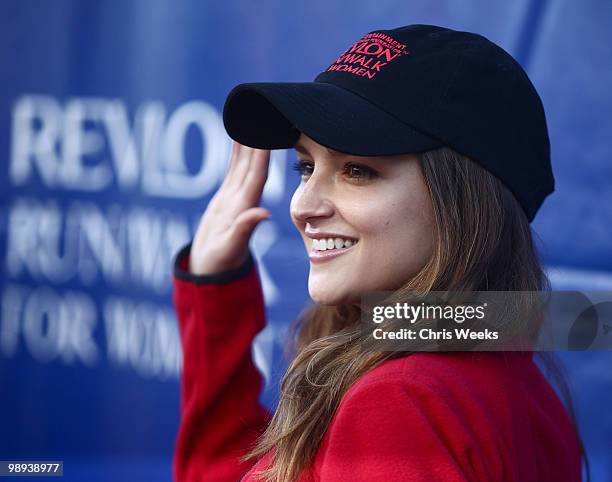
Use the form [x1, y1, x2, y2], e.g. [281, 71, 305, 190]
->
[290, 133, 436, 305]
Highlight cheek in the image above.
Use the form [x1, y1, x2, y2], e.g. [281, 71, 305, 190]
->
[358, 196, 435, 275]
[357, 193, 432, 239]
[370, 211, 432, 252]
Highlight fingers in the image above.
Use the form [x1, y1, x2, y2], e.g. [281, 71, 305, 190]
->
[242, 148, 271, 204]
[222, 143, 243, 189]
[233, 145, 255, 190]
[222, 141, 241, 186]
[221, 142, 270, 199]
[222, 142, 268, 191]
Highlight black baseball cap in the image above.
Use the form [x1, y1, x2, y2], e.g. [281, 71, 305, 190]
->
[223, 24, 554, 222]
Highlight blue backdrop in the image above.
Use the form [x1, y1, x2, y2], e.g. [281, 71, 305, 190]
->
[1, 1, 611, 481]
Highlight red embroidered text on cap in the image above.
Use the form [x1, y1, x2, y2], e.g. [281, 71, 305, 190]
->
[326, 32, 409, 79]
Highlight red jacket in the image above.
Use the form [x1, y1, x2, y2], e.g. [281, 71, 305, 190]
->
[172, 243, 583, 482]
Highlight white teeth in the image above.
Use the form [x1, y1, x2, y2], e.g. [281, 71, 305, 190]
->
[311, 237, 358, 251]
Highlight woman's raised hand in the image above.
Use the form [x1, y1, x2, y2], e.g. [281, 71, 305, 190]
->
[189, 142, 272, 276]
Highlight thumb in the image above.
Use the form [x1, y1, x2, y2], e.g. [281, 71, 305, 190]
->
[233, 207, 272, 240]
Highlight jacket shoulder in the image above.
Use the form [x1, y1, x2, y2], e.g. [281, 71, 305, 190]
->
[341, 351, 535, 411]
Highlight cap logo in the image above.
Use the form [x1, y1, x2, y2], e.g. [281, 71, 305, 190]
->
[325, 32, 409, 79]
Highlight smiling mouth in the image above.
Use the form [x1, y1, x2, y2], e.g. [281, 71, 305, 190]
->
[308, 239, 359, 263]
[310, 237, 358, 251]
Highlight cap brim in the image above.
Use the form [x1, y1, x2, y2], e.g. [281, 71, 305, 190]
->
[223, 81, 442, 156]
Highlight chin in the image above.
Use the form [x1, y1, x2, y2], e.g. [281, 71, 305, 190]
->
[309, 291, 341, 306]
[309, 287, 359, 306]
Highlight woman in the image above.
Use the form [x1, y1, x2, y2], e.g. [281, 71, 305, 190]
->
[172, 25, 586, 481]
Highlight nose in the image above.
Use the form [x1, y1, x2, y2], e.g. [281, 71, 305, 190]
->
[290, 172, 335, 226]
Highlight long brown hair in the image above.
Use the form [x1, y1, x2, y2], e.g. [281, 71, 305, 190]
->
[241, 146, 588, 481]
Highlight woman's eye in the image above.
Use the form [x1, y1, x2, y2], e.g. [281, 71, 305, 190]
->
[291, 159, 313, 177]
[343, 163, 376, 181]
[291, 159, 377, 182]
